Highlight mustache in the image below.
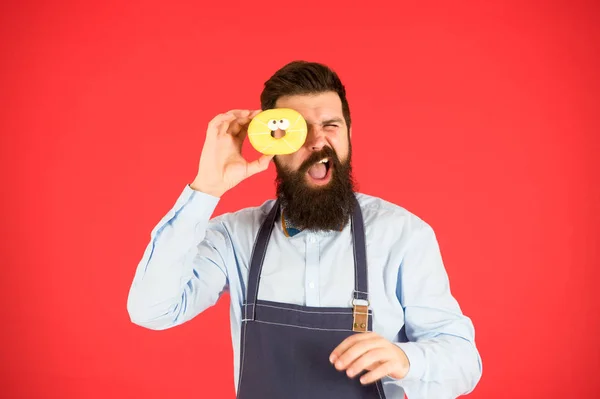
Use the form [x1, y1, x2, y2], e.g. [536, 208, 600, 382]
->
[298, 147, 340, 173]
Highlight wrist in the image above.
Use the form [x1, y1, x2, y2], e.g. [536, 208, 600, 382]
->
[389, 344, 411, 380]
[189, 180, 223, 198]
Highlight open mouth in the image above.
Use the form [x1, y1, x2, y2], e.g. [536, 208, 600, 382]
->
[306, 157, 332, 185]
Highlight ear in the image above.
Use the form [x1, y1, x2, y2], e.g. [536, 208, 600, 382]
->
[349, 126, 352, 140]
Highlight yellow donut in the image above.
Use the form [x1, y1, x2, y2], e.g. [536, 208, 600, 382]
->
[247, 108, 307, 155]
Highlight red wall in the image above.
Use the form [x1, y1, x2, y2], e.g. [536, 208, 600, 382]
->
[2, 1, 599, 398]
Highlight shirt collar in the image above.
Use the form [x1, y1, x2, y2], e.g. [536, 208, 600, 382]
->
[280, 209, 348, 237]
[281, 211, 302, 237]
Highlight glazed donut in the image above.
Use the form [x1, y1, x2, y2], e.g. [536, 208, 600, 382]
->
[247, 108, 307, 155]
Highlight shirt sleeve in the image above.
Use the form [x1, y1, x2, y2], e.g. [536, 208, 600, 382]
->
[386, 222, 483, 398]
[126, 184, 233, 330]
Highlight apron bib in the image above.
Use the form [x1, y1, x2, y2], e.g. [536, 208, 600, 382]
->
[237, 198, 386, 399]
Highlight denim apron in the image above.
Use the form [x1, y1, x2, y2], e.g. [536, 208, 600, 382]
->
[236, 198, 387, 398]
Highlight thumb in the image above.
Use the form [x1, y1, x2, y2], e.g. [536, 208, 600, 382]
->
[246, 154, 274, 178]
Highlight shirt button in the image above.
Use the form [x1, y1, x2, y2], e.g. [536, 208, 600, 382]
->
[309, 282, 315, 289]
[308, 236, 316, 243]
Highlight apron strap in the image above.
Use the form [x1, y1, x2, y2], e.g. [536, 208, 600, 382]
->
[245, 199, 281, 320]
[245, 196, 370, 326]
[349, 196, 370, 332]
[350, 196, 369, 303]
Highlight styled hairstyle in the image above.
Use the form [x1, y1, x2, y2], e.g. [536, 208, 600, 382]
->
[260, 61, 352, 130]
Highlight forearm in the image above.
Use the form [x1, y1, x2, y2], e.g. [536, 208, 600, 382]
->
[391, 222, 483, 397]
[127, 185, 226, 330]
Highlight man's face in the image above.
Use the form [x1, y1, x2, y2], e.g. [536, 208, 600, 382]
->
[272, 91, 356, 232]
[273, 91, 351, 183]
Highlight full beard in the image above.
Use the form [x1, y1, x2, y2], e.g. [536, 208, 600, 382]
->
[274, 145, 356, 232]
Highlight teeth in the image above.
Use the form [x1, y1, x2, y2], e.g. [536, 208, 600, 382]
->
[318, 158, 329, 163]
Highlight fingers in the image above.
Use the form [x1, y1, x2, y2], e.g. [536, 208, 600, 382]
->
[330, 332, 379, 365]
[225, 110, 249, 135]
[330, 333, 410, 384]
[344, 348, 390, 378]
[207, 110, 261, 138]
[207, 113, 237, 138]
[359, 361, 395, 385]
[226, 109, 261, 136]
[333, 336, 388, 374]
[249, 109, 262, 119]
[245, 154, 274, 178]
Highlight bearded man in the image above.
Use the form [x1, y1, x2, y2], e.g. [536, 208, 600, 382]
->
[127, 61, 482, 399]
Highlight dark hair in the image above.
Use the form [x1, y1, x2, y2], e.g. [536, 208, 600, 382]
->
[260, 61, 352, 130]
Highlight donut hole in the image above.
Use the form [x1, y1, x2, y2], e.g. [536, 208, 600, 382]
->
[270, 129, 286, 139]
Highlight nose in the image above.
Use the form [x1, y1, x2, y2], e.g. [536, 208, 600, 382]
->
[304, 125, 327, 152]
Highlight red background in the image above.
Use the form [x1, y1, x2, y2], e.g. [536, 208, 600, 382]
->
[2, 1, 599, 398]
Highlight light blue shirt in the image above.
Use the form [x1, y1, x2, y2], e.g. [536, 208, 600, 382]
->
[127, 185, 482, 398]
